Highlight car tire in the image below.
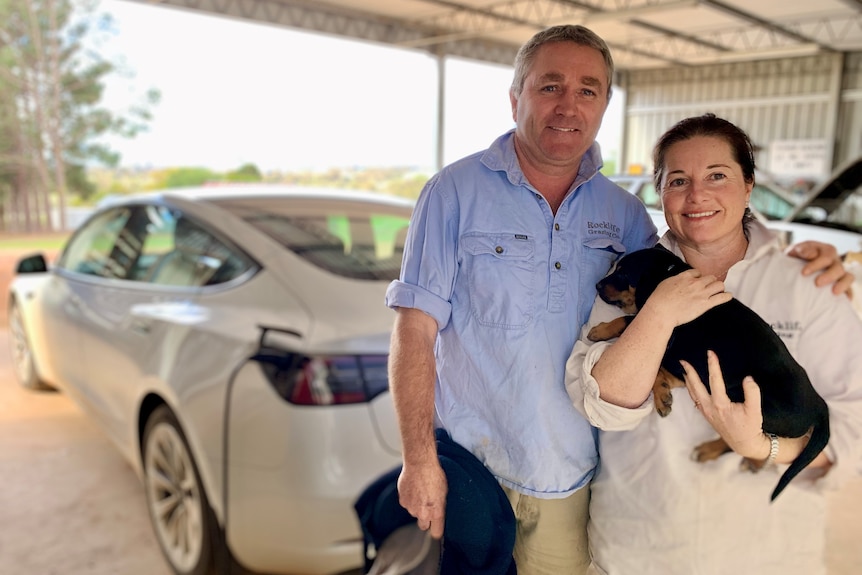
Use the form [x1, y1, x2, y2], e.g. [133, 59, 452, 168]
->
[8, 299, 53, 391]
[142, 405, 218, 575]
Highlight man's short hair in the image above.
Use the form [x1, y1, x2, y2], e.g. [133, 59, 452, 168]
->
[511, 24, 614, 101]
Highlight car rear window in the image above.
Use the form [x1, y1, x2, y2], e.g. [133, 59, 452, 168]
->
[221, 199, 411, 281]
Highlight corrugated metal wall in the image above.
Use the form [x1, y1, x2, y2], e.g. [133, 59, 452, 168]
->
[837, 52, 862, 168]
[618, 51, 862, 180]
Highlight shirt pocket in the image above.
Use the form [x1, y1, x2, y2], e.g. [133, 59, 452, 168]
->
[579, 238, 627, 326]
[462, 233, 535, 329]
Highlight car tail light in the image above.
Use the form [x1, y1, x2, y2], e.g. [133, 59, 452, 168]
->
[252, 349, 389, 406]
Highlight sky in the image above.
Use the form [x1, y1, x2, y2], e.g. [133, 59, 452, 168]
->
[97, 0, 623, 174]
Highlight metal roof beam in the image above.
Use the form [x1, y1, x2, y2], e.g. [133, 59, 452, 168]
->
[403, 0, 708, 67]
[128, 0, 861, 70]
[129, 0, 520, 65]
[419, 0, 538, 28]
[701, 0, 831, 49]
[835, 0, 862, 13]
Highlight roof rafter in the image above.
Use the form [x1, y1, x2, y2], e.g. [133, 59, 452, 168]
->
[128, 0, 862, 70]
[701, 0, 831, 49]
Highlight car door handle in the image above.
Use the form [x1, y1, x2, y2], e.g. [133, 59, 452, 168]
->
[66, 291, 83, 309]
[130, 319, 151, 335]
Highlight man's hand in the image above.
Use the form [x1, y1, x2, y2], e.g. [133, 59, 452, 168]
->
[397, 461, 448, 539]
[788, 241, 855, 296]
[390, 307, 446, 538]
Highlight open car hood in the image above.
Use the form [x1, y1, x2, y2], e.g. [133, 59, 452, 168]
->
[785, 156, 862, 227]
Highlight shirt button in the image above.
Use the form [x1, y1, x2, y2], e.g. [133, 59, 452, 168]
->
[495, 246, 504, 254]
[555, 223, 560, 231]
[554, 262, 562, 269]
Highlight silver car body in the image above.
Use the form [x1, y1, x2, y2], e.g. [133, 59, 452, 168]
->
[9, 186, 408, 574]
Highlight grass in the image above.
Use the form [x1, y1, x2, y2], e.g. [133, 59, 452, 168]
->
[0, 233, 70, 251]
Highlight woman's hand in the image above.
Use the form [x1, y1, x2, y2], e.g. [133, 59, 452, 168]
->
[789, 241, 855, 296]
[682, 351, 833, 468]
[681, 350, 769, 460]
[643, 270, 732, 329]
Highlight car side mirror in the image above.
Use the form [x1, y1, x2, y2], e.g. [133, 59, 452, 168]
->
[16, 254, 48, 274]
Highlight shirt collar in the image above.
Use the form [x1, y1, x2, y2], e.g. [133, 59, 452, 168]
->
[481, 129, 604, 192]
[658, 219, 785, 268]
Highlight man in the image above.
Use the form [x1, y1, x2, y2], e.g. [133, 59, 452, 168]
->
[385, 24, 850, 575]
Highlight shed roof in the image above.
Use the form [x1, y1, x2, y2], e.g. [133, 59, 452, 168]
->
[136, 0, 862, 69]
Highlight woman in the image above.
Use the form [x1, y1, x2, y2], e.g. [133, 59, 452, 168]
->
[566, 114, 862, 575]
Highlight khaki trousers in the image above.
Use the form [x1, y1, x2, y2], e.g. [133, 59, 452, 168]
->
[501, 484, 590, 575]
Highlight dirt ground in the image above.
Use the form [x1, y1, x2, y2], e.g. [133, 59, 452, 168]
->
[1, 247, 861, 574]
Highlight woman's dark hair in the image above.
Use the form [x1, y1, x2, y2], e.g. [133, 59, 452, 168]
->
[653, 113, 756, 190]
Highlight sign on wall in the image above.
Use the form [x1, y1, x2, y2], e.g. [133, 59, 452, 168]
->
[768, 139, 830, 178]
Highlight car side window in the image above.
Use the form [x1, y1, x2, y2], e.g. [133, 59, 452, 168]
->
[58, 207, 136, 278]
[131, 205, 181, 281]
[59, 204, 254, 287]
[142, 213, 254, 288]
[751, 184, 795, 220]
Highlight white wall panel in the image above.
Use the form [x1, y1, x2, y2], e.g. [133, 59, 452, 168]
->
[619, 52, 860, 180]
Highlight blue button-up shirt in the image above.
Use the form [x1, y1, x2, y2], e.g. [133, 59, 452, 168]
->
[386, 130, 657, 497]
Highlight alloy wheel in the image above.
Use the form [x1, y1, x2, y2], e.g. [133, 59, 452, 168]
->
[143, 417, 207, 574]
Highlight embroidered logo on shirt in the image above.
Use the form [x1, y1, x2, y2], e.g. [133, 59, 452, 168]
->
[771, 320, 802, 341]
[587, 220, 621, 239]
[515, 234, 528, 240]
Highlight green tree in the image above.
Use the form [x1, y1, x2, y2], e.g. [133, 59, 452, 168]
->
[384, 172, 429, 199]
[225, 163, 262, 183]
[0, 0, 158, 232]
[162, 167, 219, 188]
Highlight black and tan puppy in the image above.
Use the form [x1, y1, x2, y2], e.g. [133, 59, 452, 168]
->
[587, 245, 829, 501]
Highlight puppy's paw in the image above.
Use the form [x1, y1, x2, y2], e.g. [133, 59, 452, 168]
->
[587, 324, 611, 341]
[652, 367, 686, 418]
[692, 438, 732, 463]
[739, 457, 767, 473]
[653, 381, 673, 417]
[587, 318, 626, 342]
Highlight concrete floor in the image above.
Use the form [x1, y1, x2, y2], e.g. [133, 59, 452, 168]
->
[1, 325, 861, 574]
[0, 329, 172, 575]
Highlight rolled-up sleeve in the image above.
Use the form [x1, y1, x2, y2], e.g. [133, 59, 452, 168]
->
[385, 281, 451, 330]
[384, 173, 459, 330]
[565, 296, 654, 431]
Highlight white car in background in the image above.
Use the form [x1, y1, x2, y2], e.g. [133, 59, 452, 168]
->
[767, 156, 862, 256]
[8, 186, 411, 575]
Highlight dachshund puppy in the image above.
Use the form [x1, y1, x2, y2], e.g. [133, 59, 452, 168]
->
[587, 246, 829, 501]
